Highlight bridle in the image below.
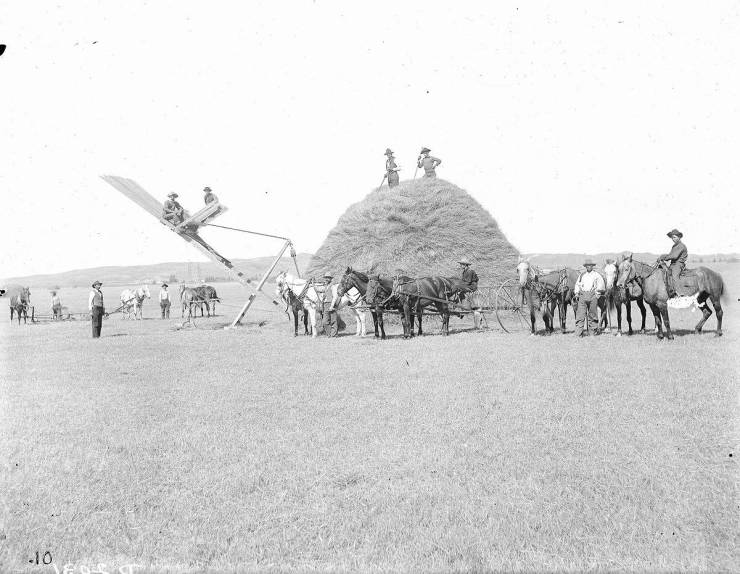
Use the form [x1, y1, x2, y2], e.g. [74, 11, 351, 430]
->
[520, 263, 567, 306]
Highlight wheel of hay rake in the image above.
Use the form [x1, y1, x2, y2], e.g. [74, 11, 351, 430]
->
[495, 278, 530, 333]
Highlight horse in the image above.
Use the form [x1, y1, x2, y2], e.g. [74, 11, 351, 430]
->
[277, 280, 310, 336]
[392, 275, 453, 336]
[602, 258, 648, 336]
[194, 285, 219, 317]
[516, 257, 574, 334]
[616, 258, 725, 339]
[335, 268, 409, 339]
[120, 285, 151, 320]
[179, 284, 201, 320]
[365, 274, 416, 339]
[275, 272, 366, 338]
[8, 286, 31, 324]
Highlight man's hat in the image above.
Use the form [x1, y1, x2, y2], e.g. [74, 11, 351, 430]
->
[605, 258, 615, 265]
[323, 273, 333, 280]
[203, 186, 211, 192]
[583, 258, 596, 267]
[92, 280, 102, 287]
[666, 228, 683, 238]
[458, 257, 472, 265]
[162, 283, 168, 288]
[384, 148, 394, 156]
[420, 147, 431, 154]
[167, 192, 178, 198]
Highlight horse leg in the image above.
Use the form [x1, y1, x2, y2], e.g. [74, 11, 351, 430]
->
[649, 303, 663, 339]
[309, 307, 318, 338]
[416, 303, 423, 336]
[293, 309, 299, 337]
[625, 299, 634, 335]
[376, 305, 386, 340]
[615, 300, 623, 337]
[371, 310, 379, 338]
[659, 304, 673, 340]
[694, 292, 712, 334]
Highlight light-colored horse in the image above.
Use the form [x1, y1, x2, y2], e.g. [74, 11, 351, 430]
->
[275, 272, 367, 338]
[120, 285, 151, 320]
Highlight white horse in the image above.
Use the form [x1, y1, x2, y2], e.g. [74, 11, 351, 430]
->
[274, 272, 367, 338]
[120, 285, 151, 320]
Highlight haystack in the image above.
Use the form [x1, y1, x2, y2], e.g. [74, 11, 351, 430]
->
[307, 178, 519, 285]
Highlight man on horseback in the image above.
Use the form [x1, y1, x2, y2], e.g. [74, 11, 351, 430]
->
[417, 147, 442, 178]
[574, 258, 605, 337]
[384, 148, 400, 188]
[658, 228, 687, 298]
[162, 192, 185, 225]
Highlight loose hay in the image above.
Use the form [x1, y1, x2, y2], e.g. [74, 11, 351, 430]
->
[307, 178, 520, 284]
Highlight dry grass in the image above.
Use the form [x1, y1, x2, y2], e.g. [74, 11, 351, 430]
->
[1, 268, 738, 573]
[307, 178, 520, 285]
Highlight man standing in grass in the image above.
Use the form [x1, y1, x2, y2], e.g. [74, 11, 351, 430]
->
[417, 147, 442, 178]
[51, 290, 62, 320]
[159, 283, 171, 319]
[574, 259, 605, 337]
[88, 280, 105, 338]
[315, 273, 338, 337]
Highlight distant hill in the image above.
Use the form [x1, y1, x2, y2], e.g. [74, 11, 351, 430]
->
[3, 251, 736, 289]
[3, 254, 314, 288]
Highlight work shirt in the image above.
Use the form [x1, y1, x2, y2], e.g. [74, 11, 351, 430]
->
[204, 192, 218, 205]
[51, 295, 62, 307]
[418, 155, 441, 175]
[159, 289, 170, 302]
[88, 289, 104, 310]
[574, 271, 605, 296]
[163, 199, 183, 215]
[386, 158, 399, 175]
[661, 241, 687, 266]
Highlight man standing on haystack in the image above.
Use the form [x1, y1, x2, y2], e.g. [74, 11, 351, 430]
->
[573, 258, 605, 337]
[384, 149, 400, 188]
[417, 147, 442, 178]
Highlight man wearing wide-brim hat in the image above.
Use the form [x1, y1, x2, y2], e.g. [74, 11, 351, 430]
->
[162, 192, 185, 225]
[417, 147, 442, 178]
[88, 281, 105, 338]
[384, 149, 400, 188]
[203, 186, 218, 205]
[159, 282, 172, 319]
[315, 273, 338, 338]
[573, 258, 605, 337]
[658, 229, 687, 298]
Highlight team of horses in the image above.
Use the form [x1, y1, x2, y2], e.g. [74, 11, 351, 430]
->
[517, 255, 724, 340]
[178, 284, 220, 320]
[277, 257, 725, 341]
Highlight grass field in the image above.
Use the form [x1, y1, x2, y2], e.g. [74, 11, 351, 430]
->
[1, 265, 738, 572]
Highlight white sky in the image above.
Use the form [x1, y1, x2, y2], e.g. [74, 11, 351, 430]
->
[1, 1, 739, 279]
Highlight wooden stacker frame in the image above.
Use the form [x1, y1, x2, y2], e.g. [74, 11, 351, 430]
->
[101, 175, 301, 328]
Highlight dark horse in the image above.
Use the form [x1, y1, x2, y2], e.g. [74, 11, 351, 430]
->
[278, 281, 309, 336]
[365, 274, 418, 339]
[516, 258, 575, 334]
[9, 286, 31, 324]
[194, 285, 219, 317]
[616, 258, 725, 339]
[392, 276, 453, 336]
[336, 268, 410, 339]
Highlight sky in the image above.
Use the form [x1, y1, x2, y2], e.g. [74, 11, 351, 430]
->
[1, 1, 739, 279]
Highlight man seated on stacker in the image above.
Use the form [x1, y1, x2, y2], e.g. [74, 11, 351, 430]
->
[162, 192, 185, 225]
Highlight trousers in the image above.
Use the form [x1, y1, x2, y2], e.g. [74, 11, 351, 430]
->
[322, 303, 337, 337]
[574, 293, 599, 336]
[667, 262, 685, 296]
[160, 301, 171, 318]
[91, 306, 104, 338]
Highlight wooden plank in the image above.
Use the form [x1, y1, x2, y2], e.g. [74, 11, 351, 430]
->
[175, 201, 227, 231]
[101, 175, 165, 218]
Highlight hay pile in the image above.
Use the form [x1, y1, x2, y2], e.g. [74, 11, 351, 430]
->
[307, 178, 519, 285]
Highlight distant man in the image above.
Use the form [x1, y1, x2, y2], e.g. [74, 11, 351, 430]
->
[203, 186, 218, 205]
[162, 192, 185, 225]
[159, 283, 171, 319]
[659, 229, 687, 298]
[417, 147, 442, 178]
[88, 280, 105, 338]
[51, 290, 62, 320]
[574, 258, 605, 337]
[315, 273, 338, 338]
[384, 149, 400, 188]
